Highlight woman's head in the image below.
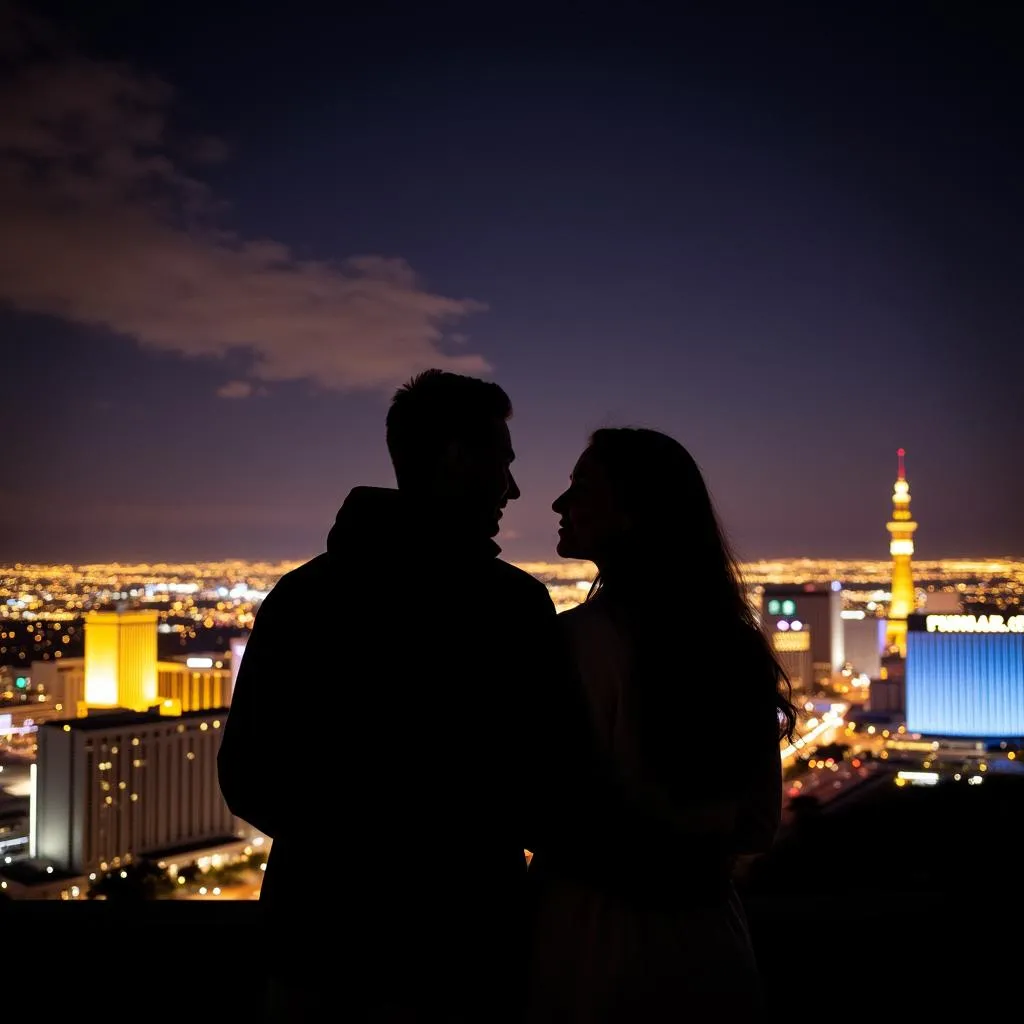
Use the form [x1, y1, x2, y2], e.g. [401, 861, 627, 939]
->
[553, 427, 723, 579]
[554, 426, 798, 743]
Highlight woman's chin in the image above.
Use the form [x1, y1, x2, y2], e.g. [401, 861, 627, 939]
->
[555, 536, 576, 559]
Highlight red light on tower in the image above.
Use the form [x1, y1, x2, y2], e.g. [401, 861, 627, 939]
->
[897, 447, 906, 480]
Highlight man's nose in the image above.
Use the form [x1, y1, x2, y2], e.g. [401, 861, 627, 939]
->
[506, 471, 521, 502]
[552, 491, 566, 514]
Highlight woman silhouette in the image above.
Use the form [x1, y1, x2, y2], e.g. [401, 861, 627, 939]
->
[527, 427, 798, 1022]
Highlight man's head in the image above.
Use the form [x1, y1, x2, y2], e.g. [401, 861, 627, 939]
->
[386, 369, 520, 539]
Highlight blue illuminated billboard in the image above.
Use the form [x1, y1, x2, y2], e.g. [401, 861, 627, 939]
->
[906, 614, 1024, 737]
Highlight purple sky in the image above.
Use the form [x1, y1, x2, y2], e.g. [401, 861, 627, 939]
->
[2, 5, 1021, 564]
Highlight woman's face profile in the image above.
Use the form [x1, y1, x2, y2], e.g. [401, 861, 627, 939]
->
[552, 446, 629, 563]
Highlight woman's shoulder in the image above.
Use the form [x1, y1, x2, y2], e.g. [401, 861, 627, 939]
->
[558, 593, 612, 629]
[557, 594, 626, 653]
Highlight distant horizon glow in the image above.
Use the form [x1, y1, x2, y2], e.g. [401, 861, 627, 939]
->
[3, 552, 1024, 569]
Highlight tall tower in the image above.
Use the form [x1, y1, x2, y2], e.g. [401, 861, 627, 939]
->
[885, 448, 917, 655]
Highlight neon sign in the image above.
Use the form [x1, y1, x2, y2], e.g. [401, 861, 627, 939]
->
[925, 614, 1024, 634]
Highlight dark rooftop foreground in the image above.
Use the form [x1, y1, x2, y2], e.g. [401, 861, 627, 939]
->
[739, 772, 1023, 1011]
[3, 775, 1021, 1015]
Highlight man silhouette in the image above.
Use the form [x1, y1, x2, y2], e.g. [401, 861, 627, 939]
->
[218, 370, 559, 1022]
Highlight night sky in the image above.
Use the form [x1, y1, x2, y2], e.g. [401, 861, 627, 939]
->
[2, 4, 1021, 564]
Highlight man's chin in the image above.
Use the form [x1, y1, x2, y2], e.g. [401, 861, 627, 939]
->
[468, 515, 500, 540]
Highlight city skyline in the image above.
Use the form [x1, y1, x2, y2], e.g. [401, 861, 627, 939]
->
[3, 5, 1022, 564]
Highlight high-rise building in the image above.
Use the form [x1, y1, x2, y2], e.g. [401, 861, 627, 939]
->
[33, 707, 235, 875]
[885, 448, 918, 656]
[762, 582, 845, 685]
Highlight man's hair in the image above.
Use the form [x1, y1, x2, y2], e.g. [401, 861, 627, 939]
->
[386, 369, 512, 489]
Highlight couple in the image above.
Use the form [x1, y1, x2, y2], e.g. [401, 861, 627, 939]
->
[218, 369, 798, 1022]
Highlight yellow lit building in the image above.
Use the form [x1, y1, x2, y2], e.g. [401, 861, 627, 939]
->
[81, 610, 231, 713]
[885, 448, 918, 656]
[10, 616, 243, 893]
[157, 659, 232, 712]
[84, 610, 159, 710]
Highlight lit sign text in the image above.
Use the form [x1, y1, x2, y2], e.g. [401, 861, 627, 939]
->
[925, 614, 1024, 634]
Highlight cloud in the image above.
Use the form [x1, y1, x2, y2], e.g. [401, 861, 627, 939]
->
[216, 380, 254, 399]
[0, 10, 489, 392]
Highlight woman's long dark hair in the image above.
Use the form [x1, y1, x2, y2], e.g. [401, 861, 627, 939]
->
[585, 428, 798, 753]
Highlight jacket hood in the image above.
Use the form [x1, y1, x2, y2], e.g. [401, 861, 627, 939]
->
[325, 486, 501, 563]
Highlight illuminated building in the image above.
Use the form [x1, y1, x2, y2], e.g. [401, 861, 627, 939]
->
[905, 613, 1024, 737]
[762, 582, 844, 685]
[885, 448, 918, 655]
[84, 609, 158, 709]
[21, 650, 230, 721]
[157, 655, 232, 712]
[33, 708, 235, 875]
[770, 628, 813, 690]
[45, 611, 235, 716]
[11, 616, 242, 892]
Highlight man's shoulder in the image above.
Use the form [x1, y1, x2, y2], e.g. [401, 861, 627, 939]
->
[264, 553, 332, 601]
[493, 559, 553, 604]
[493, 558, 546, 590]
